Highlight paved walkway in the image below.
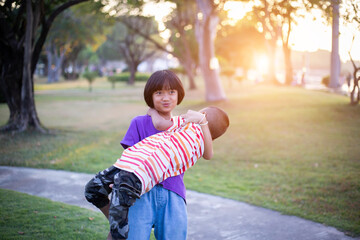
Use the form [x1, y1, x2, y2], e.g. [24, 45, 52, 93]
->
[0, 166, 358, 240]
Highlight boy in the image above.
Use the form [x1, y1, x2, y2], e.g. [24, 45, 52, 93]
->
[85, 106, 229, 240]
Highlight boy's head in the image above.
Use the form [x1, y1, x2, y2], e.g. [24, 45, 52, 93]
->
[144, 70, 185, 108]
[201, 106, 229, 140]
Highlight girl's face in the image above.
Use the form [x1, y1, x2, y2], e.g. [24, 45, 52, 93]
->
[152, 88, 178, 118]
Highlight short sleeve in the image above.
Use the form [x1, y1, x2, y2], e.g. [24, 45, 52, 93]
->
[120, 115, 161, 149]
[120, 118, 141, 149]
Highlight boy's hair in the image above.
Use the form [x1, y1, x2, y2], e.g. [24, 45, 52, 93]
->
[144, 70, 185, 108]
[202, 106, 229, 140]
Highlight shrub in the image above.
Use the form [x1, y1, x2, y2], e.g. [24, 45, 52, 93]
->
[83, 71, 98, 82]
[321, 75, 330, 87]
[169, 67, 186, 75]
[82, 71, 98, 92]
[107, 72, 151, 88]
[63, 72, 79, 80]
[221, 68, 235, 78]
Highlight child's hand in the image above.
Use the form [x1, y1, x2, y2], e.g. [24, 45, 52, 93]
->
[180, 110, 205, 126]
[147, 108, 157, 116]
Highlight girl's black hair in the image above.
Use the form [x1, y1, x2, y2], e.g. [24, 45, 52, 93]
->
[144, 70, 185, 108]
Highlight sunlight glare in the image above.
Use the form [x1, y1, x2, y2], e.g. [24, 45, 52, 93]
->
[289, 8, 360, 61]
[210, 57, 220, 70]
[289, 9, 331, 53]
[142, 1, 176, 40]
[224, 1, 253, 24]
[256, 55, 269, 74]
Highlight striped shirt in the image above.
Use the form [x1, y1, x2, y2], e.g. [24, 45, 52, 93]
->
[114, 116, 204, 195]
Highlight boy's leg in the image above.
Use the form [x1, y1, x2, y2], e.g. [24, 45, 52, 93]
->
[109, 171, 141, 240]
[84, 166, 119, 210]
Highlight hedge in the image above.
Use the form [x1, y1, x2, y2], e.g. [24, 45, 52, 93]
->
[108, 72, 151, 83]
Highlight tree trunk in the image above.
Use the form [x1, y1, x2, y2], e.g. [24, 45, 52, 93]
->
[329, 0, 340, 88]
[178, 27, 197, 90]
[180, 59, 196, 90]
[54, 47, 66, 82]
[0, 0, 89, 133]
[47, 44, 56, 83]
[282, 16, 293, 85]
[1, 0, 46, 133]
[283, 45, 293, 85]
[266, 39, 278, 84]
[128, 63, 137, 85]
[195, 0, 226, 102]
[20, 0, 45, 132]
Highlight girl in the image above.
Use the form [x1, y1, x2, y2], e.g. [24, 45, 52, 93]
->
[121, 70, 187, 240]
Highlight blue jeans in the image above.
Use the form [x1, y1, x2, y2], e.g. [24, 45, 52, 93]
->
[127, 185, 187, 240]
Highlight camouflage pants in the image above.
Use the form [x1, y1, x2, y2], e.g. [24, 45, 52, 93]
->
[84, 166, 142, 240]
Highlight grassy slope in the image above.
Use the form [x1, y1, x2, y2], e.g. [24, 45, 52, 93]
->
[0, 79, 359, 236]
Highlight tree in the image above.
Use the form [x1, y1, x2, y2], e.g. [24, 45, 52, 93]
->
[250, 0, 281, 84]
[304, 0, 338, 88]
[108, 16, 159, 85]
[82, 69, 98, 92]
[45, 6, 106, 83]
[0, 0, 90, 133]
[119, 1, 199, 90]
[343, 0, 360, 105]
[216, 22, 266, 77]
[329, 0, 340, 88]
[275, 0, 301, 85]
[195, 0, 226, 101]
[164, 0, 199, 90]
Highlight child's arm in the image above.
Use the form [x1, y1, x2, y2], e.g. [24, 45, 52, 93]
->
[147, 108, 173, 131]
[180, 110, 213, 160]
[199, 118, 213, 160]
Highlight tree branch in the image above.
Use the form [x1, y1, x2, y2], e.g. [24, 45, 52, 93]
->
[32, 0, 89, 74]
[120, 18, 175, 56]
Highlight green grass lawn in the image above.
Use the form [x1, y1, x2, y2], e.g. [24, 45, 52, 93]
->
[0, 189, 109, 239]
[0, 189, 157, 240]
[0, 78, 359, 237]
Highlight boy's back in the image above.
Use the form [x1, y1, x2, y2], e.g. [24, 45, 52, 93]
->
[114, 116, 204, 194]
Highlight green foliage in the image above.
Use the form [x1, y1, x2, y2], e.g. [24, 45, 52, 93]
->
[78, 47, 100, 66]
[82, 70, 98, 91]
[97, 41, 122, 61]
[82, 71, 98, 83]
[107, 72, 150, 88]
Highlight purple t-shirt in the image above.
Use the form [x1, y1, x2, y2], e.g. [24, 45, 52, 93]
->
[120, 114, 186, 201]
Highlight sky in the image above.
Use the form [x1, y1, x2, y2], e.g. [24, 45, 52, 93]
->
[143, 1, 360, 62]
[225, 1, 360, 62]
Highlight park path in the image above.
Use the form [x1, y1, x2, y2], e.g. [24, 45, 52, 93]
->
[0, 166, 358, 240]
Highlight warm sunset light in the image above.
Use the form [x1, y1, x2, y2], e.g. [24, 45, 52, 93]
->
[256, 55, 269, 74]
[224, 1, 253, 23]
[289, 9, 360, 61]
[224, 1, 360, 61]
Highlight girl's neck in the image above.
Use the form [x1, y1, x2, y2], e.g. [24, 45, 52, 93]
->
[159, 111, 172, 120]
